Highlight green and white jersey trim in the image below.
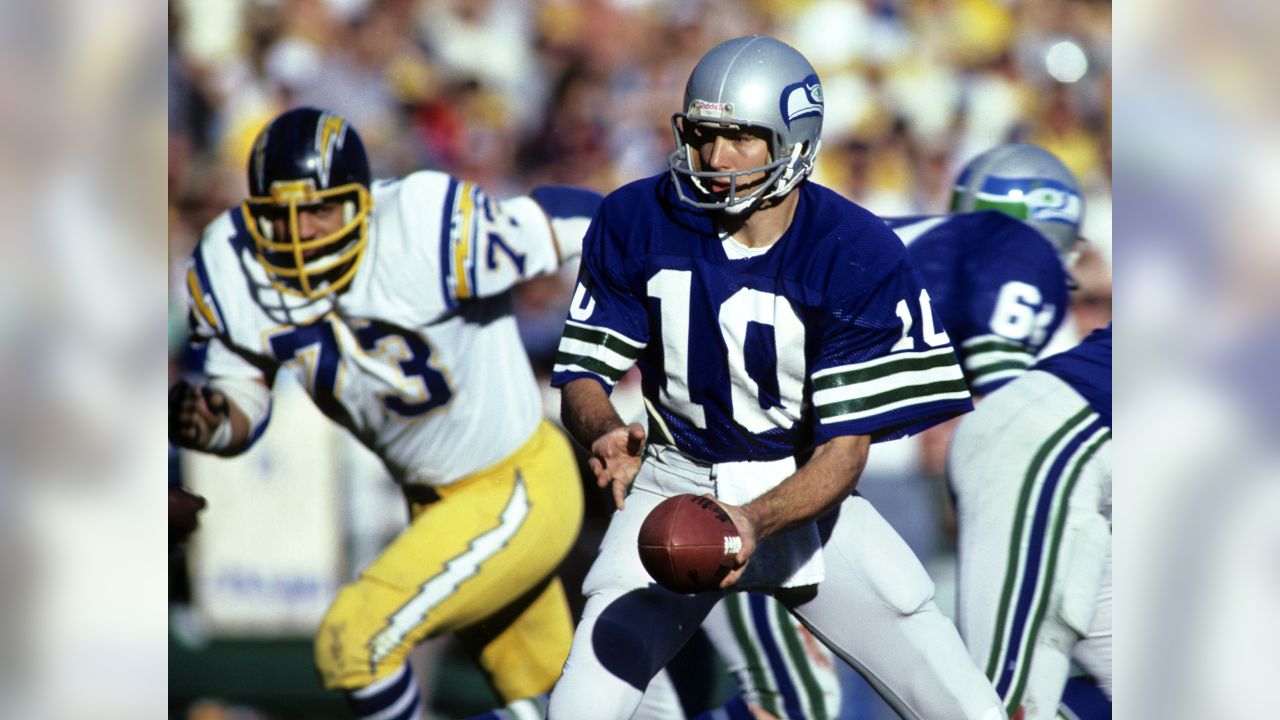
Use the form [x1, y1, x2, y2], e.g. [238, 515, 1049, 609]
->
[812, 346, 969, 423]
[725, 593, 835, 720]
[553, 319, 644, 386]
[961, 334, 1034, 391]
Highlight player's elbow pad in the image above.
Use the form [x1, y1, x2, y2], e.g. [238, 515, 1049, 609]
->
[530, 186, 603, 263]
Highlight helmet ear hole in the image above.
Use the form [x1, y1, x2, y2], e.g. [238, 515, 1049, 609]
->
[676, 117, 696, 144]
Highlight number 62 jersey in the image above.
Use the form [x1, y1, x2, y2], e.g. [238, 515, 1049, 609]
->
[887, 211, 1071, 396]
[551, 174, 974, 464]
[182, 171, 599, 486]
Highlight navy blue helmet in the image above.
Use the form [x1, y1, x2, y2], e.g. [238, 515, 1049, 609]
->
[241, 107, 373, 298]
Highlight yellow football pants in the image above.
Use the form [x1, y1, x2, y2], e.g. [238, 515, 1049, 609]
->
[315, 420, 584, 701]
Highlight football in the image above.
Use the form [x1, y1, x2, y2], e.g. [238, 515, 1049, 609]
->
[638, 494, 741, 593]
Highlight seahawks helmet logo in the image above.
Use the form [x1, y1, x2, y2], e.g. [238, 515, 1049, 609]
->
[780, 74, 823, 129]
[1026, 185, 1083, 225]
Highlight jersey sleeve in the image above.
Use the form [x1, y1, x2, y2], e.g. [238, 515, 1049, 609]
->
[446, 181, 602, 301]
[182, 242, 275, 447]
[549, 199, 647, 393]
[809, 259, 973, 444]
[956, 228, 1070, 395]
[183, 245, 228, 344]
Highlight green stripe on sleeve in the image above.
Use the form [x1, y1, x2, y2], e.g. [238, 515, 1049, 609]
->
[553, 351, 626, 382]
[969, 360, 1034, 378]
[963, 337, 1025, 355]
[816, 378, 969, 420]
[813, 350, 957, 391]
[561, 323, 642, 360]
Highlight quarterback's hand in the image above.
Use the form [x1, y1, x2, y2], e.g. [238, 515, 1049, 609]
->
[169, 380, 231, 450]
[711, 497, 759, 589]
[589, 423, 646, 510]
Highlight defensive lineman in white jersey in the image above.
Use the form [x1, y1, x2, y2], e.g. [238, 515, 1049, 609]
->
[170, 107, 601, 720]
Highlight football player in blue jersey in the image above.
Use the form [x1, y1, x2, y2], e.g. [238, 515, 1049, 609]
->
[887, 143, 1083, 396]
[546, 35, 1004, 720]
[882, 144, 1110, 719]
[948, 325, 1112, 720]
[169, 107, 602, 720]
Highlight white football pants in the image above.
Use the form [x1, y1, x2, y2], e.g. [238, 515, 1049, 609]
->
[549, 444, 1004, 720]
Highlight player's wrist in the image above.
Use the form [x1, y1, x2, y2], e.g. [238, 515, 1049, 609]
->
[736, 501, 768, 542]
[205, 414, 234, 452]
[590, 421, 628, 447]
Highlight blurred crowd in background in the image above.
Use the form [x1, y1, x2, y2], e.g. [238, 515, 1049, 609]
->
[169, 0, 1112, 367]
[167, 0, 1112, 717]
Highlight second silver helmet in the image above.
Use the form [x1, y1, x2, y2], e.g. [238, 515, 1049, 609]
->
[667, 36, 824, 215]
[950, 143, 1085, 257]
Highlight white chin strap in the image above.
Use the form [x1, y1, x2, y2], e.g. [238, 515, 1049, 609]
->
[721, 142, 814, 216]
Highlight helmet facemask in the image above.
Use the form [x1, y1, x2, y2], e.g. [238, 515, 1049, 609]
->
[242, 179, 372, 299]
[667, 115, 814, 215]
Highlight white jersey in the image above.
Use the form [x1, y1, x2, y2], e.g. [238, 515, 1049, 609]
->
[183, 170, 593, 486]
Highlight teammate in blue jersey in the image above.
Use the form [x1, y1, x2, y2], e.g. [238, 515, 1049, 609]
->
[546, 35, 1004, 720]
[948, 325, 1113, 719]
[886, 143, 1084, 396]
[169, 107, 601, 720]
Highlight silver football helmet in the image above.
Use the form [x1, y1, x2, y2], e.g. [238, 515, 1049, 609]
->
[668, 36, 824, 215]
[950, 143, 1085, 258]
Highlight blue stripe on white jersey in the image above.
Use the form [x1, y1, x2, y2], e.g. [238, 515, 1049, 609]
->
[438, 176, 461, 310]
[186, 219, 239, 335]
[986, 408, 1110, 707]
[438, 182, 498, 302]
[187, 241, 227, 336]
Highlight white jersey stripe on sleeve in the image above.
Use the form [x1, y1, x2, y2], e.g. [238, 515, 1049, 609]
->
[813, 364, 967, 408]
[818, 389, 972, 424]
[811, 346, 955, 381]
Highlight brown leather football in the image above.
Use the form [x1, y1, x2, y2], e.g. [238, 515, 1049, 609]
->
[638, 494, 741, 593]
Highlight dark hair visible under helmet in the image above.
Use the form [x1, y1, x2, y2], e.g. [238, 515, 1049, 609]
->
[242, 107, 374, 299]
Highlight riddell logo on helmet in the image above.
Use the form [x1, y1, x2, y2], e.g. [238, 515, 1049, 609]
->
[690, 100, 733, 119]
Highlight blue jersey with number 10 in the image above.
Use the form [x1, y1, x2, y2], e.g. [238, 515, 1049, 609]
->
[552, 175, 973, 464]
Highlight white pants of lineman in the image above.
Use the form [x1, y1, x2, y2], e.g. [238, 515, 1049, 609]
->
[949, 370, 1112, 720]
[548, 444, 1005, 720]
